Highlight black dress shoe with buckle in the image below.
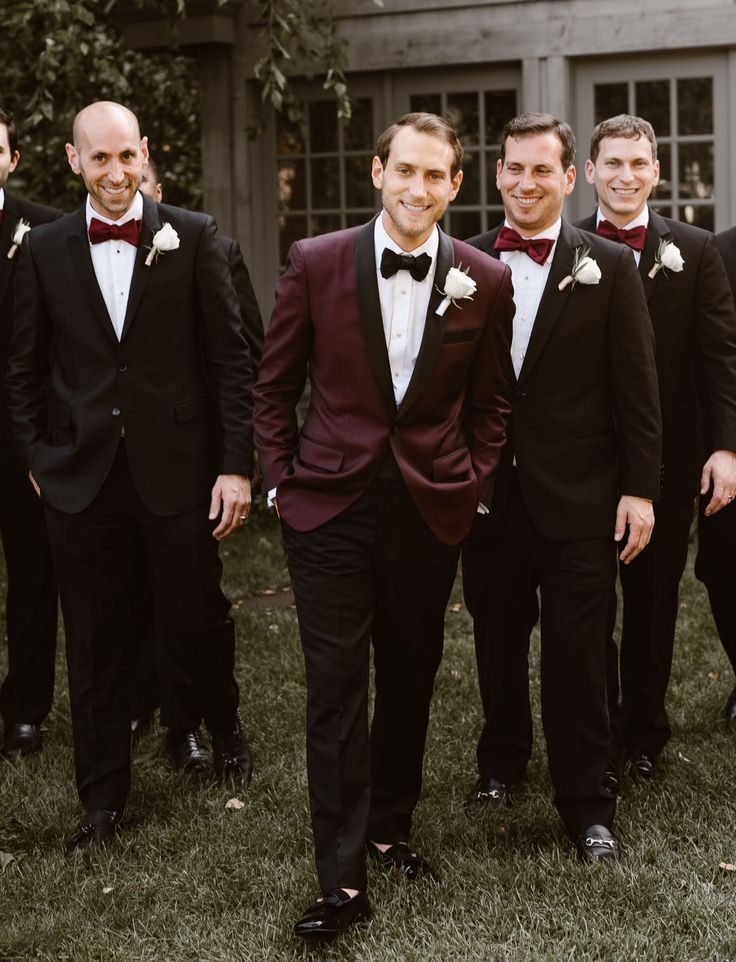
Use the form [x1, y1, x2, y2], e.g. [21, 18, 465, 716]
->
[1, 722, 43, 758]
[367, 841, 438, 880]
[210, 715, 253, 784]
[725, 687, 736, 722]
[65, 809, 125, 856]
[465, 775, 512, 816]
[576, 824, 622, 863]
[294, 889, 371, 940]
[627, 749, 656, 780]
[165, 727, 213, 775]
[130, 712, 155, 747]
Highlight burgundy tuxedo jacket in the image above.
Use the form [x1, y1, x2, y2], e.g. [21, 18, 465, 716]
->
[253, 217, 514, 545]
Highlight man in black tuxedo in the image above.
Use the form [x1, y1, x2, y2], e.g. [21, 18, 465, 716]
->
[694, 224, 736, 722]
[130, 156, 264, 774]
[0, 106, 59, 759]
[462, 113, 662, 859]
[579, 115, 736, 780]
[6, 101, 255, 852]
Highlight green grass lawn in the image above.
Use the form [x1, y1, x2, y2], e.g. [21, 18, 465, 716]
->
[1, 509, 736, 961]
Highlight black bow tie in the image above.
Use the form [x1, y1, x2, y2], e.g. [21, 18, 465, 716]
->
[380, 248, 432, 282]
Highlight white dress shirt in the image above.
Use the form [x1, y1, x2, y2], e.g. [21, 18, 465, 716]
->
[374, 215, 438, 406]
[86, 191, 143, 341]
[0, 187, 5, 213]
[596, 206, 649, 267]
[498, 218, 561, 379]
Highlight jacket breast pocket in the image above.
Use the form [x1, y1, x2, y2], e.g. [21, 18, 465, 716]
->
[175, 394, 210, 423]
[432, 446, 472, 483]
[298, 434, 344, 473]
[442, 328, 478, 345]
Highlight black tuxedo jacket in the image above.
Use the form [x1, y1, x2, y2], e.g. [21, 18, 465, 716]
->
[577, 210, 736, 500]
[6, 194, 254, 516]
[466, 219, 662, 541]
[219, 233, 263, 365]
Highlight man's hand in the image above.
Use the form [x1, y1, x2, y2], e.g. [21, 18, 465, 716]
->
[28, 470, 40, 498]
[209, 474, 251, 540]
[615, 495, 655, 564]
[701, 449, 736, 517]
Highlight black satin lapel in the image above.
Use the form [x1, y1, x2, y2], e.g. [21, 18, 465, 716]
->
[121, 194, 159, 340]
[639, 209, 668, 301]
[0, 200, 17, 308]
[397, 228, 453, 419]
[67, 209, 117, 343]
[356, 217, 396, 409]
[517, 224, 576, 385]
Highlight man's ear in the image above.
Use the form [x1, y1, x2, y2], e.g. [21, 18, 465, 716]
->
[65, 143, 81, 176]
[371, 155, 384, 190]
[8, 150, 19, 176]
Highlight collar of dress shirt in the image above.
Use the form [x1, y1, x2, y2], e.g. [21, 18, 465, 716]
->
[374, 213, 439, 276]
[0, 187, 5, 212]
[595, 205, 650, 232]
[85, 190, 143, 231]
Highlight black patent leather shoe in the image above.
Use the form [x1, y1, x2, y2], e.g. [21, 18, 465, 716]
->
[1, 723, 43, 758]
[576, 824, 622, 863]
[725, 687, 736, 722]
[367, 840, 438, 880]
[627, 750, 656, 780]
[294, 889, 371, 940]
[166, 727, 213, 775]
[65, 809, 125, 855]
[465, 775, 512, 815]
[130, 712, 155, 747]
[210, 716, 253, 784]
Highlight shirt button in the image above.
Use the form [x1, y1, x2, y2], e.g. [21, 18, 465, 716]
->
[396, 333, 402, 338]
[112, 408, 121, 416]
[401, 289, 406, 295]
[521, 314, 527, 320]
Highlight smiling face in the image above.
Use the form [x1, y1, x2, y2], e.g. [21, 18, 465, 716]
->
[585, 135, 659, 227]
[497, 132, 575, 236]
[65, 102, 148, 220]
[371, 125, 463, 251]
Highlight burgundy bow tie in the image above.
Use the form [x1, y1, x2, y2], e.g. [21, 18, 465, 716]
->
[596, 220, 647, 252]
[88, 217, 142, 247]
[493, 226, 554, 265]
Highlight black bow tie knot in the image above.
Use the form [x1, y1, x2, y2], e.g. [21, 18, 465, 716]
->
[380, 248, 432, 282]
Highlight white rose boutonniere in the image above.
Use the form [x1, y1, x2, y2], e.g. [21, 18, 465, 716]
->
[558, 244, 602, 291]
[648, 237, 684, 279]
[436, 264, 477, 316]
[7, 218, 31, 260]
[145, 222, 180, 267]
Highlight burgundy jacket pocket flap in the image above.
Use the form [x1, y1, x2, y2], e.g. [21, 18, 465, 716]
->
[432, 446, 472, 482]
[298, 434, 344, 473]
[175, 394, 210, 423]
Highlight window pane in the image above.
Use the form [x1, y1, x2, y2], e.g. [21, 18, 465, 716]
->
[458, 151, 480, 205]
[344, 98, 374, 151]
[447, 92, 479, 147]
[653, 143, 672, 200]
[346, 211, 371, 227]
[635, 79, 670, 136]
[345, 155, 374, 208]
[279, 215, 308, 266]
[678, 142, 713, 199]
[485, 89, 518, 145]
[310, 213, 341, 236]
[594, 83, 628, 124]
[309, 101, 339, 152]
[411, 93, 442, 115]
[277, 159, 306, 212]
[450, 210, 482, 240]
[678, 204, 713, 231]
[486, 154, 501, 206]
[311, 156, 340, 209]
[678, 77, 713, 135]
[276, 115, 305, 156]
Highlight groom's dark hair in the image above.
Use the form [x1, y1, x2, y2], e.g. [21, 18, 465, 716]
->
[500, 112, 576, 170]
[589, 114, 658, 163]
[376, 112, 464, 176]
[0, 107, 18, 155]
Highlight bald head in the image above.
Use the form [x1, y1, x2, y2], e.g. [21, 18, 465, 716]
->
[66, 101, 148, 220]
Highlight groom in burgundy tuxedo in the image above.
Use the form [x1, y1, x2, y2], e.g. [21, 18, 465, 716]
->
[254, 112, 514, 939]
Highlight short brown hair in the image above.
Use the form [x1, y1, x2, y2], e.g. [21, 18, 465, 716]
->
[500, 112, 576, 170]
[589, 114, 657, 163]
[376, 112, 463, 177]
[0, 107, 18, 156]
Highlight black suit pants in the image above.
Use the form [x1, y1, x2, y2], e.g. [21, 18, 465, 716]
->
[0, 431, 57, 726]
[44, 442, 239, 813]
[281, 478, 459, 892]
[695, 496, 736, 677]
[611, 498, 693, 757]
[462, 474, 616, 837]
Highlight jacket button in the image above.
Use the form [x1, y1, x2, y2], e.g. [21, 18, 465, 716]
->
[515, 391, 526, 400]
[112, 408, 121, 417]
